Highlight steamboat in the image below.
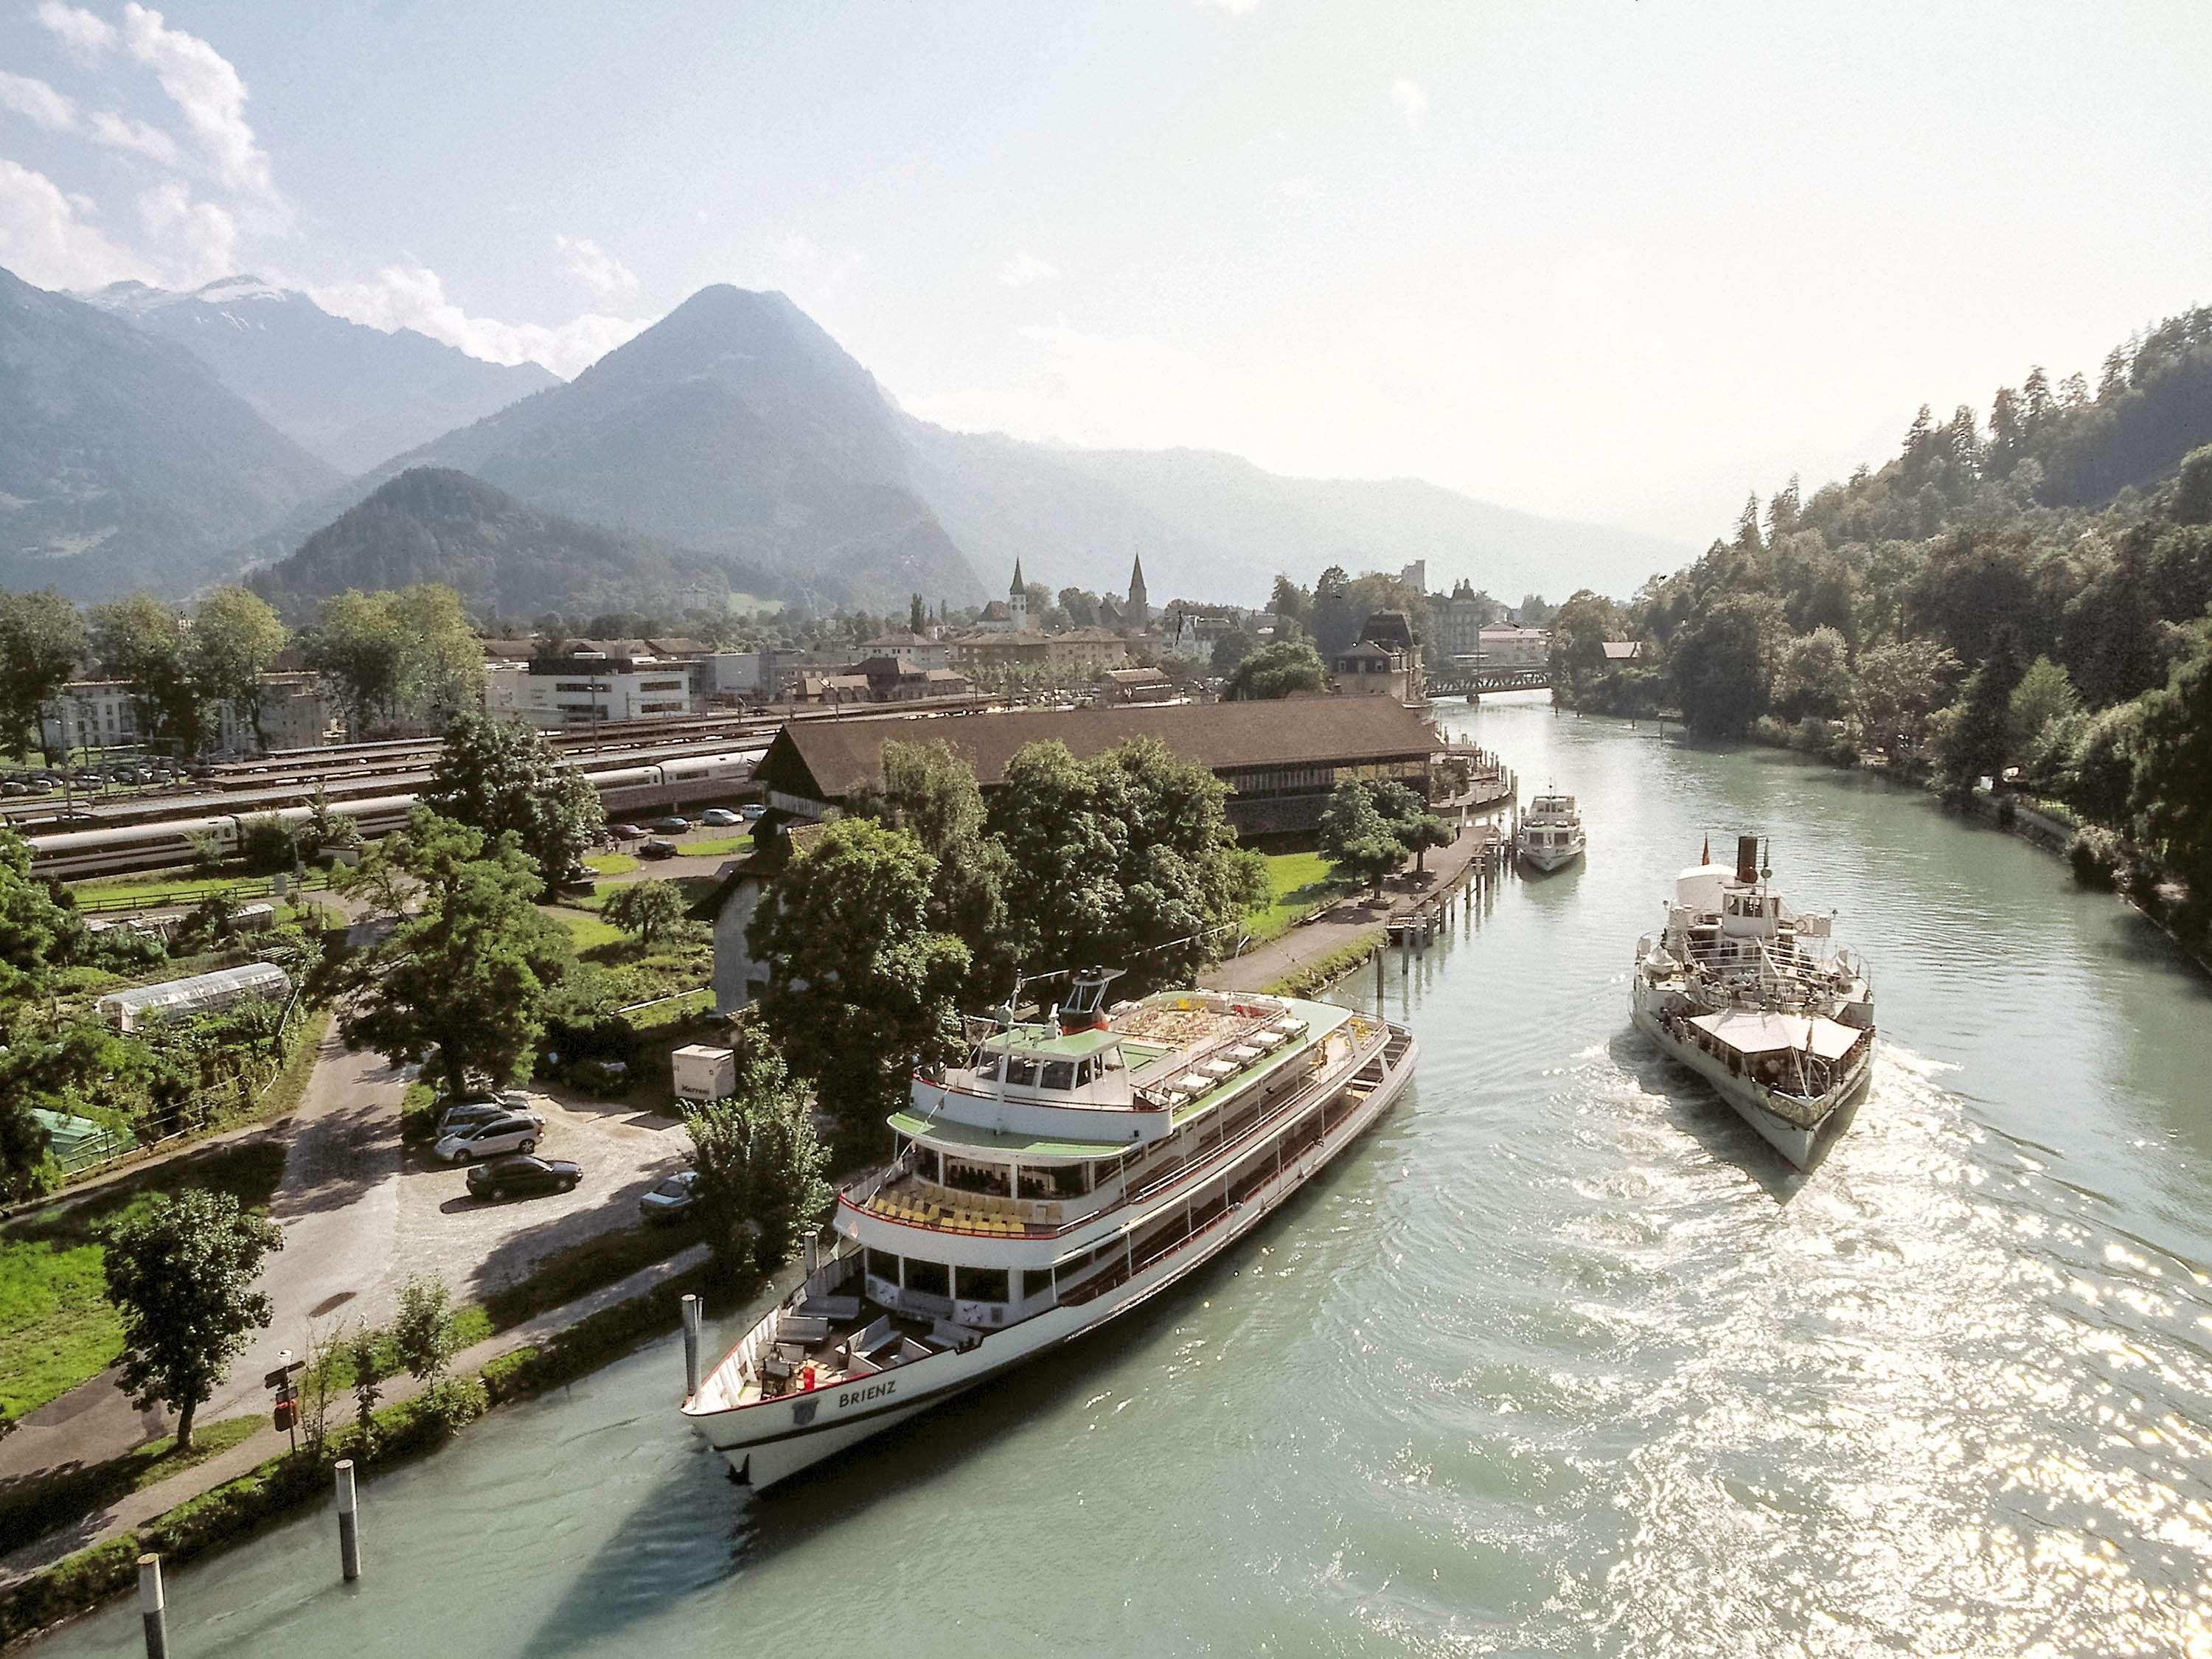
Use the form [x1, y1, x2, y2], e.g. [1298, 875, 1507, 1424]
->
[1630, 835, 1874, 1168]
[682, 970, 1416, 1489]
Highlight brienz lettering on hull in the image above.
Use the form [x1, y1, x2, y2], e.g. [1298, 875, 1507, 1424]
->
[839, 1380, 897, 1411]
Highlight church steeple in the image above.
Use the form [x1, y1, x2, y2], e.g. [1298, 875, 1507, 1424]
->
[1127, 551, 1151, 632]
[1008, 560, 1029, 630]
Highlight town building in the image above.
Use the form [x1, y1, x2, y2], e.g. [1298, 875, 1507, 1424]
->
[860, 632, 952, 670]
[514, 642, 697, 726]
[947, 625, 1129, 678]
[40, 675, 339, 757]
[1433, 580, 1496, 661]
[1331, 611, 1423, 700]
[1095, 665, 1176, 705]
[1475, 626, 1551, 669]
[793, 658, 975, 706]
[752, 697, 1439, 838]
[1601, 640, 1646, 663]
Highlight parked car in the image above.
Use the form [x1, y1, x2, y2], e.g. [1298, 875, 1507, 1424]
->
[651, 815, 690, 833]
[434, 1091, 530, 1138]
[638, 1169, 699, 1225]
[431, 1110, 545, 1164]
[609, 823, 647, 841]
[466, 1155, 582, 1201]
[556, 863, 597, 894]
[699, 807, 741, 827]
[638, 838, 678, 860]
[738, 803, 766, 820]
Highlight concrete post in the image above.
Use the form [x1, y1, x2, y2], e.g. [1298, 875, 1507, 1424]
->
[1374, 944, 1385, 998]
[681, 1293, 703, 1399]
[803, 1234, 818, 1279]
[335, 1458, 361, 1582]
[138, 1554, 167, 1659]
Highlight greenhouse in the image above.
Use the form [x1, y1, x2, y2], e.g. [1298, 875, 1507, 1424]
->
[96, 961, 291, 1032]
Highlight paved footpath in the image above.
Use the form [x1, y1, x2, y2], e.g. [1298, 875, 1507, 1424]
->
[0, 1245, 709, 1596]
[1206, 815, 1505, 995]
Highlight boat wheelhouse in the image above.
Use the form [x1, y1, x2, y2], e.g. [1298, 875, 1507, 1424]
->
[1630, 835, 1874, 1168]
[682, 972, 1416, 1489]
[1516, 792, 1585, 872]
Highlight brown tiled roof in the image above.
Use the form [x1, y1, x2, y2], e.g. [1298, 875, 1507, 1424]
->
[764, 696, 1436, 801]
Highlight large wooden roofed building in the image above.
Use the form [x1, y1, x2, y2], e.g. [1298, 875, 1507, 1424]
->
[753, 697, 1439, 838]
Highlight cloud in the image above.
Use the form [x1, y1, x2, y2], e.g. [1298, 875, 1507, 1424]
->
[136, 178, 235, 283]
[119, 4, 279, 204]
[1195, 0, 1259, 13]
[0, 158, 153, 288]
[771, 230, 863, 291]
[1390, 78, 1428, 127]
[309, 264, 647, 378]
[997, 249, 1059, 288]
[0, 70, 80, 131]
[88, 108, 182, 165]
[554, 234, 639, 301]
[36, 1, 118, 56]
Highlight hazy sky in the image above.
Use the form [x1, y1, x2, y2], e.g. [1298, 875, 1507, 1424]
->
[3, 1, 2208, 546]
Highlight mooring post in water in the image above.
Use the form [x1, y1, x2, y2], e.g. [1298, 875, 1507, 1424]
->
[335, 1458, 361, 1582]
[1374, 943, 1385, 998]
[681, 1292, 703, 1399]
[138, 1554, 167, 1659]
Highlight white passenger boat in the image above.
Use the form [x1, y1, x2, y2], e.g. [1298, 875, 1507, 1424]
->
[1516, 791, 1585, 872]
[683, 970, 1416, 1489]
[1630, 835, 1874, 1168]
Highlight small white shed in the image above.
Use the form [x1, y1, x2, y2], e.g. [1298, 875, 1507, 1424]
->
[671, 1044, 737, 1105]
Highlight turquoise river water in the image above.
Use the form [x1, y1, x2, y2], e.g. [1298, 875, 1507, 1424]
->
[32, 698, 2212, 1655]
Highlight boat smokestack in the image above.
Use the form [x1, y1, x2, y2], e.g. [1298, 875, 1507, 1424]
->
[1735, 835, 1759, 886]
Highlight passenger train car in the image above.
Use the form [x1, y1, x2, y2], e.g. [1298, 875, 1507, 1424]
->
[25, 751, 760, 880]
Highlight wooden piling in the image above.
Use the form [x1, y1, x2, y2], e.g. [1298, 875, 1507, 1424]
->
[138, 1554, 167, 1659]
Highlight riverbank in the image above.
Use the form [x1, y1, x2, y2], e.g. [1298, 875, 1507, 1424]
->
[0, 1244, 732, 1649]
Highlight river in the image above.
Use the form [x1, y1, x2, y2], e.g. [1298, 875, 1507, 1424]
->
[34, 698, 2212, 1656]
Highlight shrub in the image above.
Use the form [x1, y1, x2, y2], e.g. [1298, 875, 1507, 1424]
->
[2067, 827, 2123, 888]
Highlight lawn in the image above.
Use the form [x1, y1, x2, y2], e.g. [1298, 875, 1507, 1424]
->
[582, 852, 637, 877]
[551, 908, 625, 953]
[1245, 852, 1357, 944]
[0, 1139, 290, 1419]
[66, 865, 329, 911]
[680, 832, 752, 858]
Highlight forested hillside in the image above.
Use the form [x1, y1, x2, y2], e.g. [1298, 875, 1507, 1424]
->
[1554, 302, 2212, 940]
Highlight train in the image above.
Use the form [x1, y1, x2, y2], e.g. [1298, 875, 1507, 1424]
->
[25, 750, 762, 882]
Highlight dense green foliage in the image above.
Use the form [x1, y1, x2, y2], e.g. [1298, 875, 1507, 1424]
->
[600, 878, 691, 948]
[1559, 302, 2212, 934]
[681, 1037, 832, 1283]
[849, 740, 1018, 1004]
[1318, 778, 1455, 891]
[1225, 637, 1329, 699]
[300, 584, 486, 734]
[0, 588, 86, 762]
[334, 807, 574, 1095]
[423, 711, 606, 880]
[102, 1189, 283, 1452]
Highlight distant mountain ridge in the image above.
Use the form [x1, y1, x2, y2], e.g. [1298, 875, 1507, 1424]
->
[85, 276, 560, 475]
[251, 467, 777, 617]
[0, 265, 341, 598]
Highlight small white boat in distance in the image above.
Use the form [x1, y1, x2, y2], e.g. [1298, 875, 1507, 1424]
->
[681, 968, 1416, 1491]
[1517, 792, 1585, 872]
[1630, 835, 1874, 1169]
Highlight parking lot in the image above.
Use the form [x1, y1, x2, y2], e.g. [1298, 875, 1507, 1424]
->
[392, 1086, 691, 1302]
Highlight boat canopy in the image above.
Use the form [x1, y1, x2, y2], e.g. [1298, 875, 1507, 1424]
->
[1689, 1009, 1861, 1062]
[1674, 862, 1736, 912]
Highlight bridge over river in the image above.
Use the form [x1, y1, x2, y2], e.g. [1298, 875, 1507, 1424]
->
[1423, 664, 1554, 697]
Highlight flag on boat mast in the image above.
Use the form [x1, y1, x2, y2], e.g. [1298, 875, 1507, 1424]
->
[1701, 835, 1711, 866]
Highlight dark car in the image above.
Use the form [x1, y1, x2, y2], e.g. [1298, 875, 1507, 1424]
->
[608, 823, 647, 841]
[651, 815, 690, 834]
[465, 1155, 582, 1201]
[637, 838, 678, 860]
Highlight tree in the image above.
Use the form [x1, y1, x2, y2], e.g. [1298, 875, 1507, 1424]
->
[909, 593, 928, 634]
[1402, 813, 1456, 874]
[2007, 655, 2081, 758]
[683, 1035, 831, 1283]
[2132, 622, 2212, 917]
[1226, 639, 1328, 700]
[344, 1321, 386, 1460]
[748, 818, 970, 1139]
[1770, 626, 1852, 721]
[1318, 782, 1405, 898]
[0, 590, 86, 764]
[388, 585, 487, 725]
[102, 1189, 283, 1453]
[334, 809, 574, 1096]
[191, 588, 289, 751]
[1548, 590, 1618, 692]
[988, 738, 1267, 992]
[391, 1274, 458, 1388]
[2173, 442, 2212, 527]
[849, 740, 1017, 1004]
[602, 879, 690, 948]
[422, 712, 605, 880]
[1671, 592, 1787, 736]
[1849, 639, 1960, 758]
[1944, 628, 2028, 791]
[89, 595, 206, 757]
[1310, 566, 1360, 657]
[305, 589, 403, 734]
[1210, 629, 1259, 678]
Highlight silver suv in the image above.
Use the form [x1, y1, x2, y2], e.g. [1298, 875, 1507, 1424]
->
[431, 1110, 546, 1164]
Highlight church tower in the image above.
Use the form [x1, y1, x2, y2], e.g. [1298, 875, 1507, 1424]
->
[1127, 552, 1151, 633]
[1008, 559, 1029, 631]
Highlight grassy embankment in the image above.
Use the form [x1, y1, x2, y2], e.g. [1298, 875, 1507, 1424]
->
[1245, 852, 1357, 945]
[0, 1141, 291, 1425]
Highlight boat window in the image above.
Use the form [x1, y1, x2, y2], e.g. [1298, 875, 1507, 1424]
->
[956, 1265, 1009, 1302]
[943, 1156, 1012, 1197]
[1041, 1060, 1076, 1091]
[903, 1259, 950, 1297]
[866, 1248, 900, 1283]
[1005, 1056, 1039, 1087]
[1022, 1268, 1055, 1301]
[1051, 1164, 1087, 1197]
[970, 1051, 1001, 1082]
[1073, 1057, 1095, 1086]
